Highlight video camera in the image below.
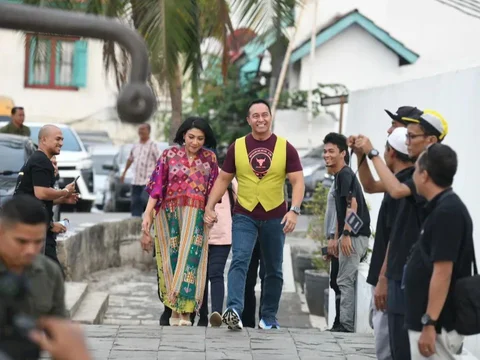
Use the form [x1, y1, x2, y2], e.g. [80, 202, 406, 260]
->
[0, 271, 40, 360]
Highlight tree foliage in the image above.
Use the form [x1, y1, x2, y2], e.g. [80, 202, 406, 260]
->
[305, 183, 330, 272]
[187, 65, 269, 146]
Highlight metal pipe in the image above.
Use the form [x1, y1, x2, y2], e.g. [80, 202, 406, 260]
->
[0, 2, 156, 124]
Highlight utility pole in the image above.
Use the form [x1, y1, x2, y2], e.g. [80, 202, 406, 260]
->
[271, 0, 308, 123]
[307, 0, 317, 151]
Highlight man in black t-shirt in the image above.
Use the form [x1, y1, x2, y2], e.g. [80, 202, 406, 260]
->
[323, 133, 370, 333]
[405, 144, 472, 359]
[355, 126, 414, 360]
[354, 109, 449, 360]
[15, 125, 77, 269]
[351, 107, 419, 360]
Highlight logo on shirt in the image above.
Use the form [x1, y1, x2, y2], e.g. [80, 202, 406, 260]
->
[249, 147, 272, 178]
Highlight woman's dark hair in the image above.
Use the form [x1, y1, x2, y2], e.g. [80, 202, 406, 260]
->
[174, 117, 217, 150]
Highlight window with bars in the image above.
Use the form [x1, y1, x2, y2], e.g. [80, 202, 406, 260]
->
[25, 34, 88, 90]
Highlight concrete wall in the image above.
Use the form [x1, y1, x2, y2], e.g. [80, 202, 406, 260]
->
[57, 218, 155, 282]
[335, 65, 480, 357]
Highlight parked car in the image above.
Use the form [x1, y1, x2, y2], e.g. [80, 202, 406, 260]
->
[103, 142, 169, 212]
[77, 130, 114, 151]
[0, 121, 96, 212]
[286, 144, 327, 209]
[0, 134, 36, 206]
[89, 144, 119, 209]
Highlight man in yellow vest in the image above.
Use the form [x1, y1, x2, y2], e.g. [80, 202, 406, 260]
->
[204, 99, 305, 330]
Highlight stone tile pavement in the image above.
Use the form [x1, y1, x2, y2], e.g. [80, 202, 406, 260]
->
[51, 325, 375, 360]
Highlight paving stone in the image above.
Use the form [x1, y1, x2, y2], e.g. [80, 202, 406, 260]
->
[112, 337, 160, 351]
[76, 325, 375, 360]
[108, 350, 158, 360]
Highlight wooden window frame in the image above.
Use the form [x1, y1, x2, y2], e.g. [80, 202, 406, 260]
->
[24, 34, 80, 91]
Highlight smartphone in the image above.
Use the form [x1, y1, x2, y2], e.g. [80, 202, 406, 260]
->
[74, 175, 80, 183]
[321, 246, 328, 256]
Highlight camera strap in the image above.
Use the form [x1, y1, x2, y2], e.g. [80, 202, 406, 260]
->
[346, 150, 366, 208]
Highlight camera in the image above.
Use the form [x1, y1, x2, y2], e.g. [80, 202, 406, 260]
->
[0, 271, 40, 360]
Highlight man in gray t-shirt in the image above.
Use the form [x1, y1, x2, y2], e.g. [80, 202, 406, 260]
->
[325, 180, 341, 331]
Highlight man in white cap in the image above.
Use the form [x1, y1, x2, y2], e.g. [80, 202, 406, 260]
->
[350, 125, 414, 360]
[353, 109, 449, 360]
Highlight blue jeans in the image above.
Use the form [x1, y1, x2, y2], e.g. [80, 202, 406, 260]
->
[227, 214, 285, 322]
[131, 185, 148, 217]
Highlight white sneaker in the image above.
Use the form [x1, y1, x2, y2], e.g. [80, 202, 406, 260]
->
[222, 308, 243, 330]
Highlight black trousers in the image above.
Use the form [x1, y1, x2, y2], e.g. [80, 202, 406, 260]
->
[44, 231, 65, 279]
[330, 257, 341, 326]
[387, 279, 411, 360]
[242, 239, 264, 328]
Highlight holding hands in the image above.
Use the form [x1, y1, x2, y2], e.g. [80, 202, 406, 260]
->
[203, 206, 217, 228]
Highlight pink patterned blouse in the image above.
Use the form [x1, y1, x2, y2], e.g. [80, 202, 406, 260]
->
[145, 146, 219, 212]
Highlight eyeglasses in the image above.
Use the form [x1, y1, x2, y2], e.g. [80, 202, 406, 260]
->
[406, 133, 427, 142]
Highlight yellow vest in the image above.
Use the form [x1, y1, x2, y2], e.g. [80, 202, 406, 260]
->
[235, 136, 287, 212]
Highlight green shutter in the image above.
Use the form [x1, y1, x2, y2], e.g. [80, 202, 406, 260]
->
[28, 37, 36, 85]
[72, 40, 88, 88]
[28, 37, 50, 86]
[55, 41, 62, 86]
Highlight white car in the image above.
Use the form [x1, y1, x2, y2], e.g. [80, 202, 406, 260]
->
[0, 121, 96, 212]
[88, 144, 119, 209]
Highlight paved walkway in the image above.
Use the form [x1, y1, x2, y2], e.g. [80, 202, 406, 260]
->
[78, 325, 376, 360]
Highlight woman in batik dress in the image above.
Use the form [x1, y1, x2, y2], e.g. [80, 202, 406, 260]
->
[143, 117, 218, 326]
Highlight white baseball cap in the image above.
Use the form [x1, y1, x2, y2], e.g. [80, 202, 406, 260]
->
[387, 127, 408, 155]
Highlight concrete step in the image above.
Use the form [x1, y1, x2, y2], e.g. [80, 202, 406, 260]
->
[72, 291, 109, 325]
[64, 282, 88, 318]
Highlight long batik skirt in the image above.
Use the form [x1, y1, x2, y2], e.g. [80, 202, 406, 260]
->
[153, 205, 209, 313]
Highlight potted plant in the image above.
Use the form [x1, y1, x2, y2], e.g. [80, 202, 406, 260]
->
[303, 183, 331, 317]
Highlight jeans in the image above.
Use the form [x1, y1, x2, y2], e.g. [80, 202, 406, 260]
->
[337, 235, 369, 332]
[131, 185, 148, 217]
[226, 214, 284, 322]
[199, 244, 231, 316]
[242, 239, 265, 328]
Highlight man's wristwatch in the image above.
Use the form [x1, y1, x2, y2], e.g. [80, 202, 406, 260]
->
[342, 229, 351, 236]
[368, 149, 380, 160]
[290, 206, 301, 215]
[421, 314, 437, 327]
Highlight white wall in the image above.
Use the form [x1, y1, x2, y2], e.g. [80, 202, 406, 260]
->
[340, 65, 480, 357]
[292, 0, 480, 91]
[274, 109, 338, 152]
[0, 29, 117, 123]
[298, 24, 401, 91]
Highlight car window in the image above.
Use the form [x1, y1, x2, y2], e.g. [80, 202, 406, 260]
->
[0, 140, 27, 172]
[92, 154, 116, 175]
[28, 126, 82, 152]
